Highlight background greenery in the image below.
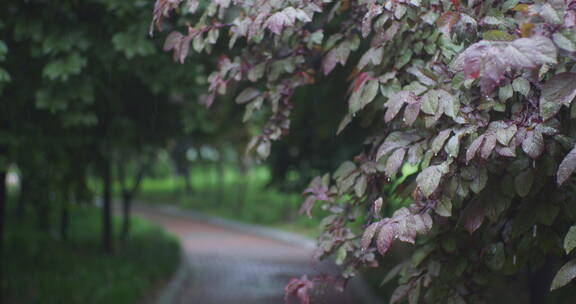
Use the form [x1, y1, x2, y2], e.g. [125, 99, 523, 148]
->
[3, 200, 180, 304]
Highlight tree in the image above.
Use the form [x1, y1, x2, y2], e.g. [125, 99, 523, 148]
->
[153, 0, 576, 302]
[0, 0, 205, 255]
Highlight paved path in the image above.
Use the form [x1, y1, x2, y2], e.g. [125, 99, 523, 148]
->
[133, 205, 379, 304]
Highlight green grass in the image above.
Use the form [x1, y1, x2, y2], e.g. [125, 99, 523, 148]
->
[3, 205, 181, 304]
[136, 162, 324, 238]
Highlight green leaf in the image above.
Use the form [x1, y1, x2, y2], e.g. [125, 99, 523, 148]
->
[496, 125, 517, 146]
[515, 170, 534, 197]
[470, 167, 488, 193]
[512, 77, 530, 96]
[550, 259, 576, 291]
[350, 79, 379, 112]
[421, 90, 439, 115]
[435, 196, 452, 217]
[553, 29, 576, 52]
[482, 30, 514, 41]
[484, 242, 505, 271]
[498, 84, 513, 101]
[564, 226, 576, 255]
[444, 135, 460, 158]
[334, 161, 356, 181]
[354, 174, 368, 197]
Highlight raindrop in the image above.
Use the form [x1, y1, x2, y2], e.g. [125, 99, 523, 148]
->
[513, 255, 517, 265]
[533, 224, 537, 237]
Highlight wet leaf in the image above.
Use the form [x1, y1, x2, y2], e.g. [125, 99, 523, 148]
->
[435, 196, 452, 217]
[354, 174, 368, 197]
[540, 72, 576, 120]
[361, 221, 381, 250]
[431, 129, 452, 154]
[421, 90, 439, 115]
[454, 36, 557, 93]
[512, 77, 530, 96]
[466, 135, 485, 162]
[236, 87, 261, 104]
[484, 242, 505, 271]
[417, 163, 448, 197]
[515, 170, 534, 197]
[550, 259, 576, 291]
[564, 226, 576, 255]
[496, 125, 517, 146]
[377, 222, 397, 255]
[385, 91, 417, 123]
[390, 284, 411, 304]
[464, 200, 485, 234]
[480, 134, 497, 159]
[522, 130, 544, 159]
[385, 148, 406, 178]
[557, 144, 576, 185]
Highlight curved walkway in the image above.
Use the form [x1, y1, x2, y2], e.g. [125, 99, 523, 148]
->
[134, 204, 380, 304]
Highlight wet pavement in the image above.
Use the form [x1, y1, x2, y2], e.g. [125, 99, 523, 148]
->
[134, 205, 379, 304]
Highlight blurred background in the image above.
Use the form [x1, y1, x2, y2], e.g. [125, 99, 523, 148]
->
[0, 1, 382, 303]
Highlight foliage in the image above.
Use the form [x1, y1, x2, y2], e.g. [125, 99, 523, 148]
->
[3, 204, 180, 304]
[154, 0, 576, 302]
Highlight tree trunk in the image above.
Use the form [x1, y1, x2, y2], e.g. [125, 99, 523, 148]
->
[101, 159, 113, 254]
[118, 159, 148, 243]
[59, 205, 69, 241]
[183, 168, 193, 195]
[15, 174, 28, 218]
[0, 169, 6, 297]
[121, 192, 131, 243]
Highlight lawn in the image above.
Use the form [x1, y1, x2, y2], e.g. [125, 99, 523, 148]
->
[136, 161, 324, 238]
[3, 204, 181, 304]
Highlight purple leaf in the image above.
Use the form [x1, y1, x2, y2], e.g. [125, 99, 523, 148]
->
[285, 275, 314, 304]
[557, 144, 576, 185]
[480, 134, 497, 159]
[431, 129, 452, 154]
[362, 4, 383, 38]
[464, 201, 485, 234]
[540, 72, 576, 120]
[403, 101, 421, 126]
[163, 31, 184, 51]
[454, 36, 557, 93]
[373, 197, 383, 216]
[266, 12, 292, 35]
[322, 41, 353, 75]
[385, 148, 406, 178]
[376, 222, 397, 255]
[390, 284, 411, 304]
[361, 221, 382, 250]
[466, 135, 485, 162]
[416, 163, 448, 197]
[385, 91, 417, 123]
[236, 87, 261, 104]
[522, 129, 544, 159]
